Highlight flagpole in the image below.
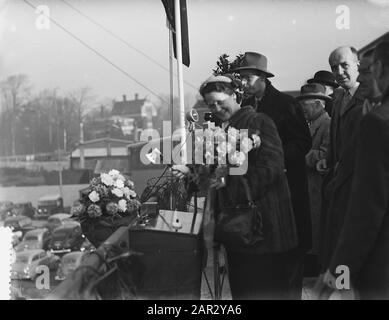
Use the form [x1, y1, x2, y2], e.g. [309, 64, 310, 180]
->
[174, 0, 187, 165]
[168, 23, 174, 211]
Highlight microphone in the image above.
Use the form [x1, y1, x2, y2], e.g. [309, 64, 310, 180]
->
[186, 109, 199, 123]
[186, 109, 199, 132]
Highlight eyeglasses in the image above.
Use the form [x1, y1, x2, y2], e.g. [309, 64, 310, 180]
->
[240, 74, 266, 82]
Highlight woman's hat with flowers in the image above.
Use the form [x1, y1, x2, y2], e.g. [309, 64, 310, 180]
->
[200, 74, 244, 98]
[200, 74, 232, 88]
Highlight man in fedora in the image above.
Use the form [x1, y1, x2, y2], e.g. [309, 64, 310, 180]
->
[296, 83, 332, 277]
[233, 51, 312, 299]
[307, 70, 339, 115]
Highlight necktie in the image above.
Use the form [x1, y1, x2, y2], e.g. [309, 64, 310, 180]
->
[255, 96, 263, 112]
[341, 90, 352, 114]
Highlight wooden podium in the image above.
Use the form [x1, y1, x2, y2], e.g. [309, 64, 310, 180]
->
[129, 209, 204, 300]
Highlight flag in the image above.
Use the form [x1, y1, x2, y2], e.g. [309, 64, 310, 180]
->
[161, 0, 190, 67]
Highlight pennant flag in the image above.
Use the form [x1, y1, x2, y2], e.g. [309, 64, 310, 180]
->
[161, 0, 190, 67]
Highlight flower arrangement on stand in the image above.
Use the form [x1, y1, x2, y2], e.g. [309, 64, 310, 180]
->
[71, 169, 141, 247]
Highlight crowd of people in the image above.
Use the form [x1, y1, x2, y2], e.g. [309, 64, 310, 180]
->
[175, 40, 389, 300]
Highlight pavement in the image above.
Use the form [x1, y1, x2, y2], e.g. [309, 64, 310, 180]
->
[200, 245, 232, 300]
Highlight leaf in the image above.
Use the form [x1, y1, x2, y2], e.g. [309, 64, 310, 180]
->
[213, 53, 244, 76]
[213, 53, 231, 75]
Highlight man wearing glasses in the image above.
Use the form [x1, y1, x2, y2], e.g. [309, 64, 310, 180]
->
[232, 52, 312, 299]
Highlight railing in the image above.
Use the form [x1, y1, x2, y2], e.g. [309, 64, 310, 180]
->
[0, 151, 70, 163]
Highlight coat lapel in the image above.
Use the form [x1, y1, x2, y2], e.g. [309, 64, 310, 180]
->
[309, 112, 328, 135]
[227, 106, 255, 129]
[331, 89, 343, 163]
[339, 86, 364, 118]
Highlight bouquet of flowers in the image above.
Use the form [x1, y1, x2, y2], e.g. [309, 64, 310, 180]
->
[71, 169, 141, 247]
[190, 125, 262, 190]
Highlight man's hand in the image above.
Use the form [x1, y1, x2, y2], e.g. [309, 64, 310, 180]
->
[316, 158, 329, 173]
[323, 269, 337, 290]
[209, 177, 226, 189]
[311, 273, 327, 300]
[311, 270, 337, 300]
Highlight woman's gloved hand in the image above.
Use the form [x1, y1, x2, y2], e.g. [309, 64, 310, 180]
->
[171, 164, 190, 179]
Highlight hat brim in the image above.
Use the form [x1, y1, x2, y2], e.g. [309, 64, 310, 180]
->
[307, 78, 339, 88]
[296, 94, 332, 102]
[232, 66, 274, 78]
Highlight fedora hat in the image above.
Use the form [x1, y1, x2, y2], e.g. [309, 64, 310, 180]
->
[296, 83, 332, 102]
[232, 52, 274, 78]
[307, 70, 339, 88]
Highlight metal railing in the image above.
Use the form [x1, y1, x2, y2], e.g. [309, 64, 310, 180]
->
[0, 151, 70, 163]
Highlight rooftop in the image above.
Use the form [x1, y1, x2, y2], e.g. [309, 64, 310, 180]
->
[112, 93, 145, 116]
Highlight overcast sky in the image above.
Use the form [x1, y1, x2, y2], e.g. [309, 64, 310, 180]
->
[1, 0, 389, 106]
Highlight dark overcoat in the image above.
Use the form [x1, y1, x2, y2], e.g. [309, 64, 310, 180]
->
[214, 106, 299, 255]
[329, 92, 389, 299]
[319, 87, 364, 272]
[305, 111, 331, 254]
[243, 82, 313, 251]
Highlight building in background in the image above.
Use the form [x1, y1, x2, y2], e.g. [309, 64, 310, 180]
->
[70, 137, 130, 174]
[84, 118, 125, 141]
[110, 94, 158, 141]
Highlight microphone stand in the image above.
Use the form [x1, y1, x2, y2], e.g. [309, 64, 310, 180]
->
[141, 165, 170, 203]
[190, 190, 197, 234]
[143, 119, 200, 233]
[187, 121, 198, 234]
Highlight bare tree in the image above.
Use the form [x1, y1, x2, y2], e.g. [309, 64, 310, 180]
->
[154, 92, 197, 132]
[0, 74, 31, 155]
[68, 87, 96, 123]
[67, 87, 96, 144]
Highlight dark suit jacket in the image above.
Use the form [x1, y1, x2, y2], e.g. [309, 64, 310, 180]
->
[319, 86, 364, 271]
[242, 82, 313, 251]
[329, 93, 389, 299]
[324, 100, 333, 117]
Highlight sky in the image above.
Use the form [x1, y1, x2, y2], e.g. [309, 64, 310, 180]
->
[1, 0, 389, 107]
